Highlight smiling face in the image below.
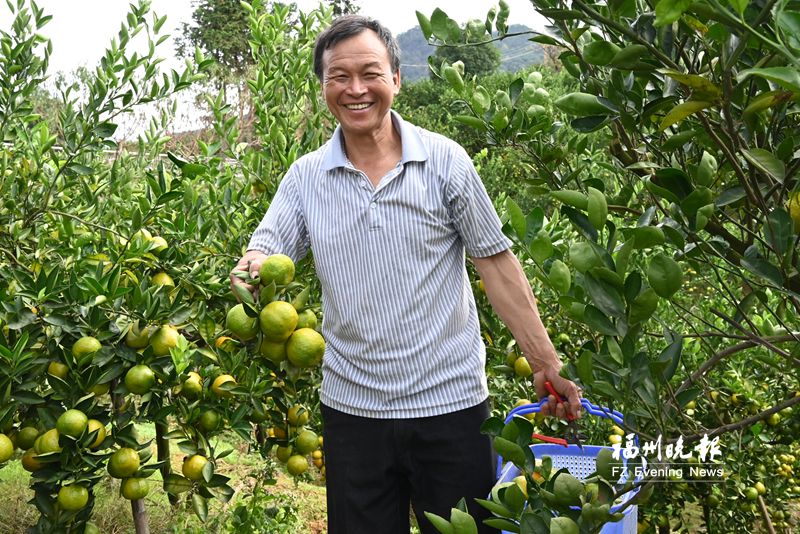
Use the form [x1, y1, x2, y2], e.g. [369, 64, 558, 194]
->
[321, 30, 401, 139]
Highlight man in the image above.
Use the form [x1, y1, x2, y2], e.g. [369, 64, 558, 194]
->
[230, 15, 581, 534]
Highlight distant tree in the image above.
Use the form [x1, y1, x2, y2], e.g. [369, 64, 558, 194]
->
[434, 42, 500, 78]
[175, 0, 253, 87]
[330, 0, 360, 16]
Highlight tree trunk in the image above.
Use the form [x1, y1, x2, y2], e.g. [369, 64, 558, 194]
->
[111, 383, 151, 534]
[155, 419, 179, 506]
[131, 499, 151, 534]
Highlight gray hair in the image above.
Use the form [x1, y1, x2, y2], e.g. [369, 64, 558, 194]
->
[313, 15, 401, 81]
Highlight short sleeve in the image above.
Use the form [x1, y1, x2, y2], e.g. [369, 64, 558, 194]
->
[445, 147, 512, 258]
[247, 169, 310, 263]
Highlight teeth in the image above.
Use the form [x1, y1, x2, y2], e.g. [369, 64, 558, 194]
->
[345, 103, 370, 110]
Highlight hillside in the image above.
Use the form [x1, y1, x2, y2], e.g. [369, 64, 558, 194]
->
[397, 24, 544, 82]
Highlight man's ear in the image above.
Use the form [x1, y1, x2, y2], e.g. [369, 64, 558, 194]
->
[393, 69, 401, 93]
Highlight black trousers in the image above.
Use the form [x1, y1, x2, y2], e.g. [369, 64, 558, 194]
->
[321, 400, 497, 534]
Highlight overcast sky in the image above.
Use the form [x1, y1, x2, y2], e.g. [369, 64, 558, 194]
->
[1, 0, 547, 75]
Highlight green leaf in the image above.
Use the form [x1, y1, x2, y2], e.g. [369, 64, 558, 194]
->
[654, 0, 692, 26]
[737, 67, 800, 92]
[450, 508, 478, 534]
[742, 148, 786, 183]
[493, 436, 526, 467]
[659, 69, 722, 100]
[659, 100, 711, 131]
[454, 115, 486, 130]
[519, 510, 549, 534]
[740, 257, 784, 287]
[164, 474, 193, 494]
[192, 494, 208, 521]
[424, 512, 455, 534]
[577, 350, 594, 385]
[483, 518, 520, 532]
[583, 274, 625, 317]
[764, 208, 794, 255]
[505, 197, 526, 240]
[728, 0, 748, 16]
[416, 11, 433, 40]
[582, 41, 621, 66]
[583, 305, 619, 335]
[658, 335, 683, 382]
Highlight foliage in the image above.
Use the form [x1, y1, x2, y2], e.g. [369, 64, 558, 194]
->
[0, 0, 332, 532]
[420, 0, 800, 532]
[434, 42, 501, 78]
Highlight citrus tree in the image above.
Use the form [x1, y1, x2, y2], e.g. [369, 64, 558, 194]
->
[419, 0, 799, 532]
[0, 1, 332, 532]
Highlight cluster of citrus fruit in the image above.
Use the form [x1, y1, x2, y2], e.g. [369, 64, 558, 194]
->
[226, 253, 326, 477]
[227, 254, 325, 370]
[269, 404, 325, 478]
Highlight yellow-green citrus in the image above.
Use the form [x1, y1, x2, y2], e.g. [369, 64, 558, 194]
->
[287, 405, 309, 427]
[553, 472, 583, 507]
[16, 426, 39, 450]
[47, 361, 69, 380]
[108, 447, 140, 478]
[550, 516, 579, 534]
[0, 434, 13, 462]
[258, 338, 287, 363]
[125, 364, 155, 395]
[181, 373, 203, 398]
[286, 328, 325, 368]
[198, 410, 221, 433]
[787, 192, 800, 232]
[275, 445, 293, 463]
[295, 309, 318, 330]
[21, 450, 43, 471]
[72, 336, 101, 360]
[182, 454, 209, 481]
[150, 271, 175, 287]
[36, 428, 61, 454]
[56, 409, 88, 439]
[211, 374, 236, 397]
[647, 253, 683, 298]
[286, 454, 309, 476]
[150, 235, 168, 253]
[88, 382, 110, 396]
[149, 325, 179, 356]
[87, 419, 106, 449]
[295, 430, 319, 454]
[260, 301, 299, 341]
[84, 522, 100, 534]
[125, 323, 151, 349]
[57, 484, 89, 512]
[226, 303, 259, 341]
[513, 356, 533, 378]
[259, 254, 295, 286]
[121, 477, 149, 500]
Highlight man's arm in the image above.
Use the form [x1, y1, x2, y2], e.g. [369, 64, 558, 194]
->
[472, 249, 581, 419]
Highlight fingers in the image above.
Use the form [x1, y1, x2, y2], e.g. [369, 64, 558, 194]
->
[229, 251, 267, 299]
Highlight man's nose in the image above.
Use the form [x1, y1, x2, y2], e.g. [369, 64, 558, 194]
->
[345, 76, 367, 94]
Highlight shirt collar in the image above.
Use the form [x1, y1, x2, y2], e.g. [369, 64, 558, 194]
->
[320, 110, 429, 171]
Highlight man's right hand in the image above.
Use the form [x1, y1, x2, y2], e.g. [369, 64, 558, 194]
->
[229, 250, 268, 299]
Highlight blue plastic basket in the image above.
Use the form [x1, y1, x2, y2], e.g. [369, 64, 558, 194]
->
[495, 398, 642, 534]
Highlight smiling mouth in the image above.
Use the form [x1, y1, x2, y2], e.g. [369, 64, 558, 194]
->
[344, 103, 372, 110]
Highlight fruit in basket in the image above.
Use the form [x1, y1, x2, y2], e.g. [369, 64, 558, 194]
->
[550, 516, 579, 534]
[553, 472, 583, 507]
[596, 448, 623, 482]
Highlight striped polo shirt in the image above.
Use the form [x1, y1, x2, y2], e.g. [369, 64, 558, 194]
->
[248, 111, 511, 418]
